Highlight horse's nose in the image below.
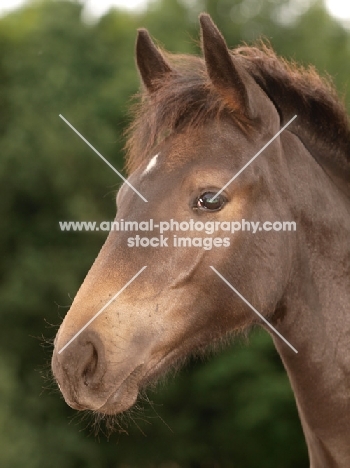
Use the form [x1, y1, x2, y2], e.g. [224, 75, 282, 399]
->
[52, 330, 108, 409]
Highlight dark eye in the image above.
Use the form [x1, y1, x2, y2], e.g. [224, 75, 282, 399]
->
[195, 192, 227, 211]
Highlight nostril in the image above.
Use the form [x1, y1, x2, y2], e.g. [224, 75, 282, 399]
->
[82, 343, 99, 386]
[53, 330, 107, 404]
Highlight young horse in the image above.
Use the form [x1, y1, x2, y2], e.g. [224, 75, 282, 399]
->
[52, 14, 350, 467]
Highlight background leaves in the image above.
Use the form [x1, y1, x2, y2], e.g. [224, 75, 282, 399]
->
[0, 0, 349, 466]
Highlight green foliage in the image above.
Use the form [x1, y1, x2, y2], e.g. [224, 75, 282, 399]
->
[0, 0, 349, 466]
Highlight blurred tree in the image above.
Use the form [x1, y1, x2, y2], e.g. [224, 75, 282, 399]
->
[0, 0, 348, 466]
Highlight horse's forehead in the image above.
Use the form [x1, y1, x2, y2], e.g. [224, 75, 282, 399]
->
[148, 123, 245, 170]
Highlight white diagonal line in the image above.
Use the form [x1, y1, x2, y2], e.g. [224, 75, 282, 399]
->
[210, 266, 298, 354]
[58, 266, 147, 354]
[59, 114, 148, 203]
[210, 115, 297, 201]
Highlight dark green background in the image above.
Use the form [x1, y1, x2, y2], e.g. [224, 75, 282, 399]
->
[1, 0, 349, 466]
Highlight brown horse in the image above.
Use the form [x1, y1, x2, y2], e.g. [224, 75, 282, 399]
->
[52, 14, 350, 467]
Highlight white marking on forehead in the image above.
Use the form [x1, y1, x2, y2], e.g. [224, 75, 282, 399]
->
[143, 153, 159, 175]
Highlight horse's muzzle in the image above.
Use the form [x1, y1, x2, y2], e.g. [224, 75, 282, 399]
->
[51, 329, 142, 413]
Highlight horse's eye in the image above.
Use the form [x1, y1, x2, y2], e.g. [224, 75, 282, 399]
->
[195, 192, 227, 211]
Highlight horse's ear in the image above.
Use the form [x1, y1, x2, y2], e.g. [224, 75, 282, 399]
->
[199, 14, 254, 119]
[136, 28, 172, 93]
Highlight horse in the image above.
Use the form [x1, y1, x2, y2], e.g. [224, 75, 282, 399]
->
[52, 13, 350, 467]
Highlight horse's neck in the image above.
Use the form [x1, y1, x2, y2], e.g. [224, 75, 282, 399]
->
[275, 262, 350, 467]
[275, 134, 350, 467]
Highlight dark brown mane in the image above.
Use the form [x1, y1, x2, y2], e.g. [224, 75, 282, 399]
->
[125, 43, 350, 177]
[125, 53, 242, 174]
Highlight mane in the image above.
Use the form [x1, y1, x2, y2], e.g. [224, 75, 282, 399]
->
[125, 43, 350, 176]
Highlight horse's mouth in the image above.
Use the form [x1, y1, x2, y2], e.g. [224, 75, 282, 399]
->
[141, 348, 182, 387]
[96, 350, 180, 415]
[96, 364, 144, 415]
